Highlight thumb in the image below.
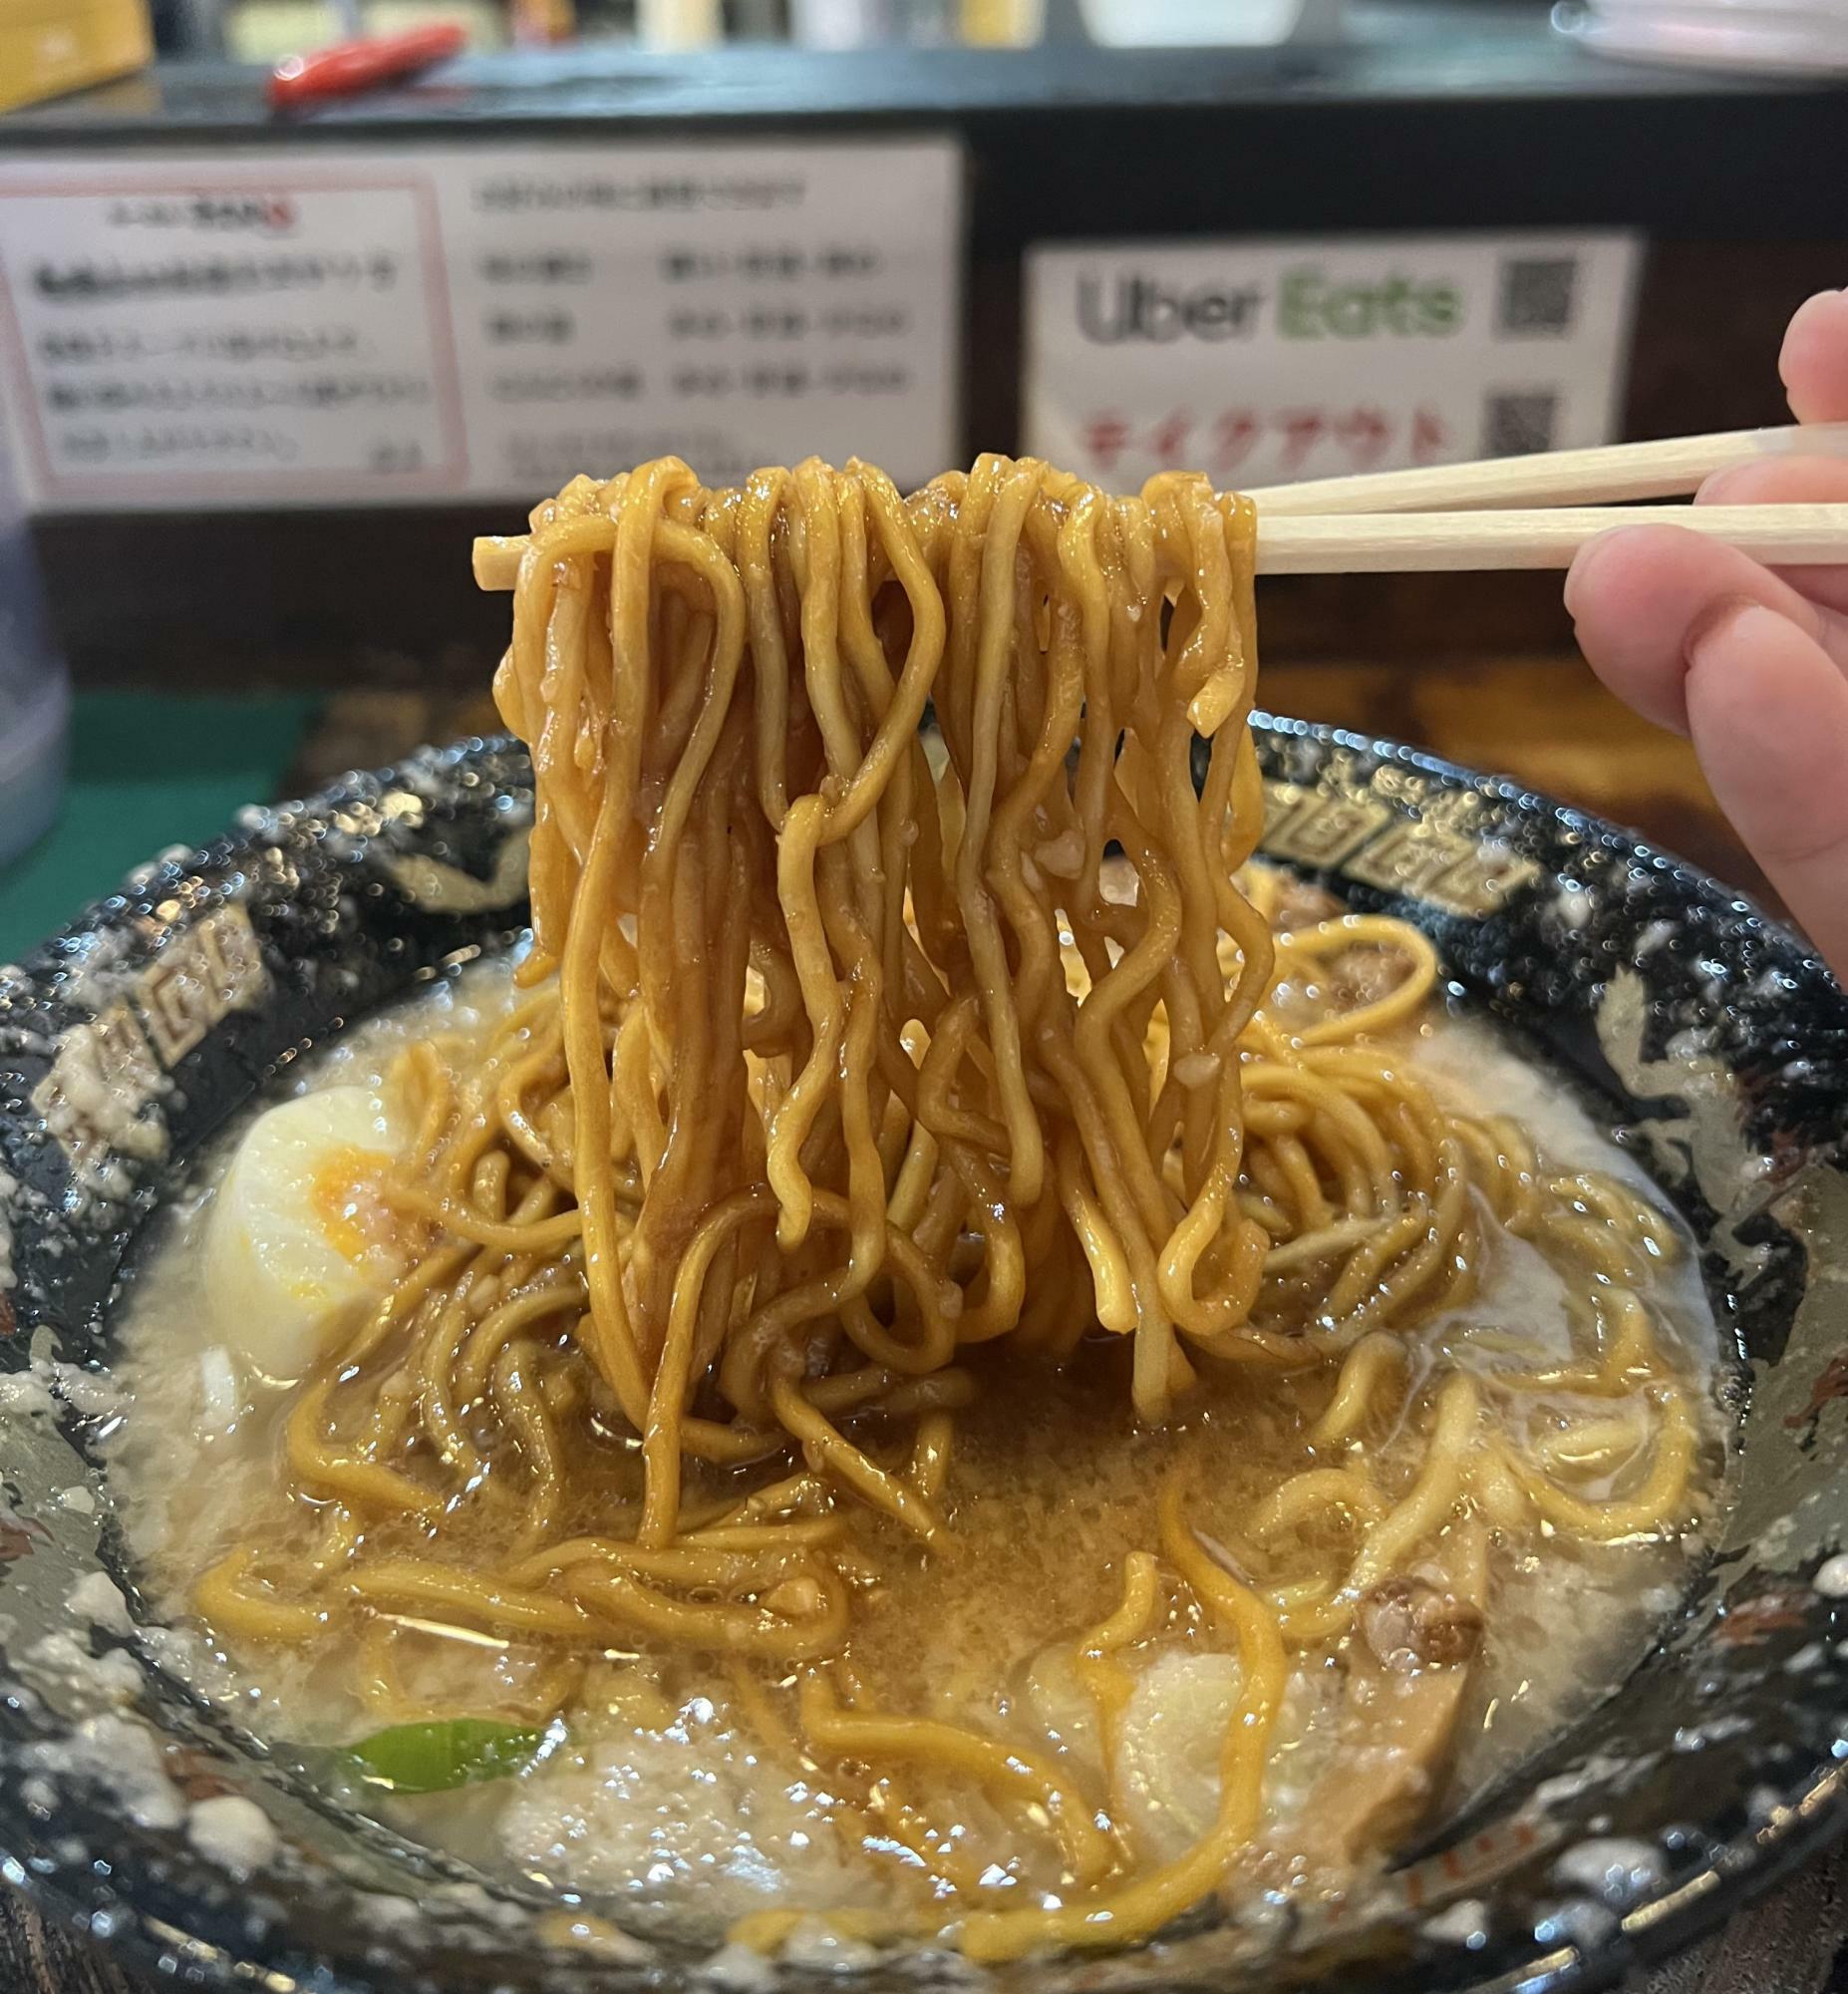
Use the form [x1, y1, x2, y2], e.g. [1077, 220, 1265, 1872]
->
[1685, 598, 1848, 981]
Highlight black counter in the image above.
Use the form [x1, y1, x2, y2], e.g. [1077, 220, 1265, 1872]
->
[3, 7, 1844, 242]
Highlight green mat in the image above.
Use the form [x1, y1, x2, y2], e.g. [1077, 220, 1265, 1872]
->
[0, 693, 319, 962]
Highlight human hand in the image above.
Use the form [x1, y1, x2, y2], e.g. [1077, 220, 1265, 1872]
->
[1564, 289, 1848, 980]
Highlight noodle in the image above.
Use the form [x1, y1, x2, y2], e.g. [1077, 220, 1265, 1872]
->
[189, 455, 1707, 1960]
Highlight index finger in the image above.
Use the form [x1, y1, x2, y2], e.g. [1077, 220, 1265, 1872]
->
[1781, 290, 1848, 424]
[1694, 456, 1848, 615]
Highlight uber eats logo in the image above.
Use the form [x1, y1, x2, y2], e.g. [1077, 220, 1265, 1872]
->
[1075, 264, 1464, 343]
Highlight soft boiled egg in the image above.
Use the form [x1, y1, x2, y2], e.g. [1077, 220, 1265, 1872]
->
[204, 1086, 408, 1382]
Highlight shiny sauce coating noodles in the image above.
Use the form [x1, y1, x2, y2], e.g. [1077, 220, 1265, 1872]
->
[118, 458, 1714, 1960]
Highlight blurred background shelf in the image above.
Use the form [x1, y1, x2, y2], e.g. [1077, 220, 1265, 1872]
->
[4, 9, 1846, 685]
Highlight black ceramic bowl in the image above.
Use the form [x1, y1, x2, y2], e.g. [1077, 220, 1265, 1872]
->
[2, 719, 1847, 1994]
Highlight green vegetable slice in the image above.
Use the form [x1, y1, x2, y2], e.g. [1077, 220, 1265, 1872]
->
[343, 1718, 545, 1795]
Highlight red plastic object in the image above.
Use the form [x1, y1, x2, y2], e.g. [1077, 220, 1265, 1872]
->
[268, 22, 465, 108]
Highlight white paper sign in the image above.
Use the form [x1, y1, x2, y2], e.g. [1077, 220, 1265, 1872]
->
[0, 140, 962, 510]
[1024, 233, 1641, 491]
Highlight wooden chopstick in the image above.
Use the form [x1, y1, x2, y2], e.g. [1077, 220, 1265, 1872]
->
[1246, 422, 1848, 517]
[473, 502, 1848, 588]
[1255, 503, 1848, 573]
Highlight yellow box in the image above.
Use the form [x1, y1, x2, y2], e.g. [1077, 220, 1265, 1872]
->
[0, 0, 153, 114]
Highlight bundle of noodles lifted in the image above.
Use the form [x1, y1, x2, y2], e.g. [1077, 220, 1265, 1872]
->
[167, 456, 1711, 1961]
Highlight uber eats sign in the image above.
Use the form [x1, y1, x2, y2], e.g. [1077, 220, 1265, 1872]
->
[1025, 233, 1639, 491]
[1075, 266, 1465, 345]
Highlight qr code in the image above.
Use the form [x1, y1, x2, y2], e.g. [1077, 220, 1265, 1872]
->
[1482, 392, 1558, 457]
[1497, 257, 1579, 335]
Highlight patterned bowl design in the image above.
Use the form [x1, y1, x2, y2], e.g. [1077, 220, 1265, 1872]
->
[0, 719, 1846, 1994]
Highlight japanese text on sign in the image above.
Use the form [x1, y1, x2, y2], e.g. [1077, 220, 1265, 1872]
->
[0, 141, 962, 509]
[1024, 233, 1641, 491]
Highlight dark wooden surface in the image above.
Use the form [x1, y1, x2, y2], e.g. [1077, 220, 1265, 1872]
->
[8, 657, 1843, 1992]
[0, 1895, 137, 1994]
